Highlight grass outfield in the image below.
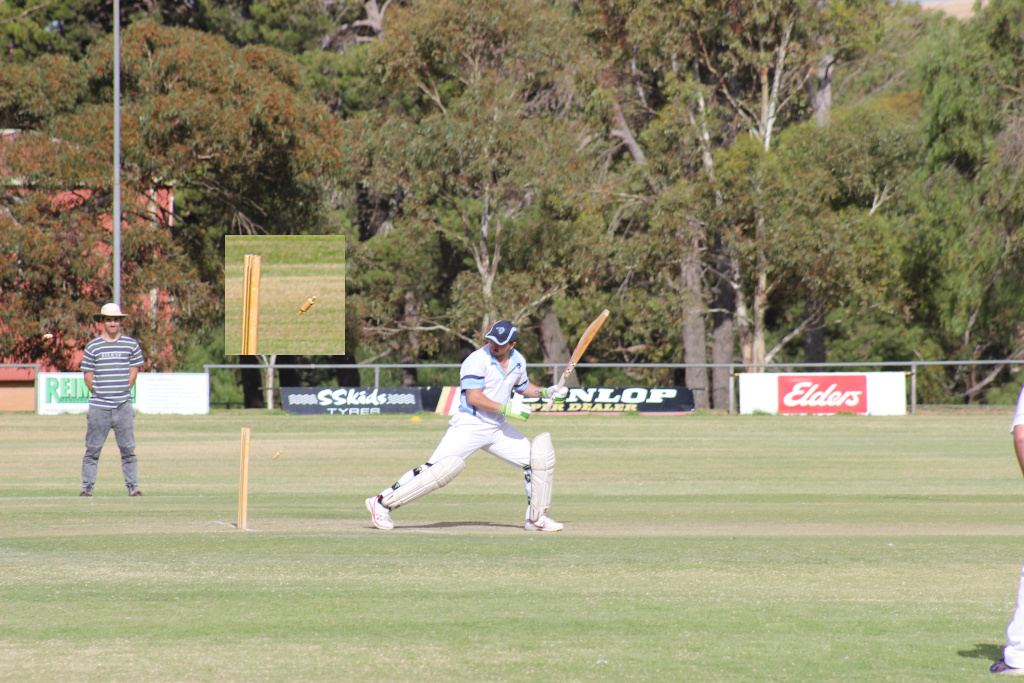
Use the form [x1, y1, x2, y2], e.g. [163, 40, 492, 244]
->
[2, 410, 1023, 681]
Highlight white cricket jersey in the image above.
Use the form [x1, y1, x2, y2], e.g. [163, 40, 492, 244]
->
[452, 345, 529, 428]
[1012, 386, 1024, 432]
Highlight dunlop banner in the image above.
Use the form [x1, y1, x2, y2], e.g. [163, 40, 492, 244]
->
[432, 386, 696, 415]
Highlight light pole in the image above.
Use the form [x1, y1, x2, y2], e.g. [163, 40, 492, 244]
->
[112, 0, 121, 305]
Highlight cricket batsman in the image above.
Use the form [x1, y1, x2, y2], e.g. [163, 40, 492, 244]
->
[365, 320, 568, 531]
[991, 386, 1024, 675]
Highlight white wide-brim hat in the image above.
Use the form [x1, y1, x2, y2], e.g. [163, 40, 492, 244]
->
[93, 303, 129, 322]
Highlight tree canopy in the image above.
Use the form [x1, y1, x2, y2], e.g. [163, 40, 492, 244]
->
[2, 0, 1022, 405]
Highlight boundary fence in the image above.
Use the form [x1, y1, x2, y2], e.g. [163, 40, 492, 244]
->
[202, 359, 1024, 414]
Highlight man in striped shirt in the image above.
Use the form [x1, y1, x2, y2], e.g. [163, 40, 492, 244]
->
[79, 303, 146, 497]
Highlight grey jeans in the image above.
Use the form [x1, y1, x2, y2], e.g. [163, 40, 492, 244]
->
[81, 402, 139, 491]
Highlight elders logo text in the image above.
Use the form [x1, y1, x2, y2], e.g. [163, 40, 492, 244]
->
[778, 375, 867, 414]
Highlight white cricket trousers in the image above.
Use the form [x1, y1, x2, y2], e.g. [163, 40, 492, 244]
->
[427, 420, 532, 468]
[1005, 566, 1024, 668]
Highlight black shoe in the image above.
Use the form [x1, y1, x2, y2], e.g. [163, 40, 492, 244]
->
[79, 490, 92, 497]
[129, 490, 142, 497]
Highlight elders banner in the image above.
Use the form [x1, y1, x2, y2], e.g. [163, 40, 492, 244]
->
[739, 372, 906, 415]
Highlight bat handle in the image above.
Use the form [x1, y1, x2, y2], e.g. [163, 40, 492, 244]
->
[553, 363, 574, 391]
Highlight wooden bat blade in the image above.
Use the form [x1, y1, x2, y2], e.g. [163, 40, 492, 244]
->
[556, 309, 610, 390]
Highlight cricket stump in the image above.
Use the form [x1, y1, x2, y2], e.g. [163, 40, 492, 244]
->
[241, 254, 261, 354]
[238, 427, 251, 530]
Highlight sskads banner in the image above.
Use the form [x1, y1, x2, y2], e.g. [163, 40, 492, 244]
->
[280, 387, 423, 415]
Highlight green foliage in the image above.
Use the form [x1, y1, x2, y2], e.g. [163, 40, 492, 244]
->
[0, 127, 214, 370]
[346, 0, 598, 357]
[831, 1, 948, 108]
[0, 22, 348, 369]
[4, 0, 1024, 405]
[371, 0, 590, 113]
[911, 0, 1024, 387]
[178, 322, 244, 408]
[0, 172, 109, 369]
[0, 0, 146, 64]
[767, 102, 921, 310]
[987, 376, 1023, 405]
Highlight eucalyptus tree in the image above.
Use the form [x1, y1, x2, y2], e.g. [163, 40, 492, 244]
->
[0, 0, 194, 64]
[344, 0, 601, 371]
[0, 22, 348, 370]
[912, 0, 1024, 401]
[574, 0, 920, 409]
[739, 102, 918, 363]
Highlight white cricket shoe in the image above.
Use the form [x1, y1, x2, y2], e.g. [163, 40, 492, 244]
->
[524, 515, 564, 532]
[366, 496, 394, 530]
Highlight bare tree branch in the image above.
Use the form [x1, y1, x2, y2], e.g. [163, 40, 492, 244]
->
[510, 283, 569, 324]
[764, 311, 822, 364]
[0, 2, 49, 26]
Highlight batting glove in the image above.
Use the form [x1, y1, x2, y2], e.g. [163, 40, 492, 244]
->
[541, 385, 569, 404]
[499, 401, 532, 421]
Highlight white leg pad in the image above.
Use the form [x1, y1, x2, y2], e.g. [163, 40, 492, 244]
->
[380, 455, 466, 509]
[528, 432, 555, 522]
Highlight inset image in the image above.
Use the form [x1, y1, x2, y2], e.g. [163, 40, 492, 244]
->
[225, 235, 345, 355]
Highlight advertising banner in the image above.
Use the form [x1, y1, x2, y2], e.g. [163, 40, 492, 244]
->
[37, 373, 112, 415]
[433, 386, 696, 415]
[36, 373, 209, 415]
[739, 372, 906, 416]
[281, 386, 696, 416]
[279, 387, 423, 415]
[135, 373, 210, 415]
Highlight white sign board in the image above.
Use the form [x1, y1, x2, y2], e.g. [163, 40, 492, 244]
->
[739, 372, 906, 416]
[136, 373, 210, 415]
[36, 373, 209, 415]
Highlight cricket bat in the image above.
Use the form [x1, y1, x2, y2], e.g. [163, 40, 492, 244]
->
[555, 309, 610, 391]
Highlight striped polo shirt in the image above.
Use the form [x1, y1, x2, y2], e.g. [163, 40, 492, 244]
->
[80, 335, 145, 409]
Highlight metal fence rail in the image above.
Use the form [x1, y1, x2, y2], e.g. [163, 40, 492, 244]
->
[203, 359, 1024, 414]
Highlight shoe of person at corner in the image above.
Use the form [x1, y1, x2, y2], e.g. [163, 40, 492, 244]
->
[129, 490, 143, 497]
[991, 659, 1024, 675]
[524, 515, 564, 532]
[365, 495, 394, 530]
[79, 490, 92, 497]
